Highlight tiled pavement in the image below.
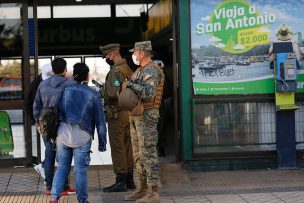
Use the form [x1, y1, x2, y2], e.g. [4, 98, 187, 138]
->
[1, 163, 304, 203]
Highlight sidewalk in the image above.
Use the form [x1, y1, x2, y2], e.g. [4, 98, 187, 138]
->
[0, 163, 304, 203]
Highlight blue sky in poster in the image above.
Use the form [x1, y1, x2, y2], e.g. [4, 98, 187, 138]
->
[191, 0, 304, 48]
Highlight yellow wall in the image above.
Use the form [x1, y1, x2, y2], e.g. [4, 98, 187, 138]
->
[144, 0, 172, 39]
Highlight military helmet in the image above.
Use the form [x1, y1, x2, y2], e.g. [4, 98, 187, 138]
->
[118, 87, 139, 111]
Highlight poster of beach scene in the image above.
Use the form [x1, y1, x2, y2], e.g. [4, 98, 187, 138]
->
[191, 0, 304, 95]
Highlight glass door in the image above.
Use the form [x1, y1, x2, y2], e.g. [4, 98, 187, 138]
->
[0, 1, 36, 166]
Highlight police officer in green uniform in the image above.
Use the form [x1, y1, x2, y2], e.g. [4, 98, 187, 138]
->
[123, 41, 164, 203]
[99, 44, 135, 192]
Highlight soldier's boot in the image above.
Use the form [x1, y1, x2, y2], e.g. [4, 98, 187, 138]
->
[103, 174, 127, 192]
[126, 172, 136, 189]
[135, 185, 160, 203]
[124, 181, 147, 201]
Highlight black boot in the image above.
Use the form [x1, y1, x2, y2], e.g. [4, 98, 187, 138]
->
[103, 174, 127, 192]
[126, 172, 136, 189]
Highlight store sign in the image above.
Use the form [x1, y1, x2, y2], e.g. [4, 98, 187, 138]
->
[191, 0, 304, 95]
[38, 18, 141, 55]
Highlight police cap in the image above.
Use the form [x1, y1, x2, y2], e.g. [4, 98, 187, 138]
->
[99, 43, 120, 57]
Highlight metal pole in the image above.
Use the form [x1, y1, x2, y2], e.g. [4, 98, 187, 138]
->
[33, 0, 41, 163]
[23, 0, 33, 166]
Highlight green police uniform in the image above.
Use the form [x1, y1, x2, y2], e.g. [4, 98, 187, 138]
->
[99, 44, 134, 192]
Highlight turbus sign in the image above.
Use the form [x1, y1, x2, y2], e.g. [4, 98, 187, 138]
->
[191, 0, 304, 95]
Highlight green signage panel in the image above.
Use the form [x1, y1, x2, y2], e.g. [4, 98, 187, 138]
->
[191, 0, 304, 95]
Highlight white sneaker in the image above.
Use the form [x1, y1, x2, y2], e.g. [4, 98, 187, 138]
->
[34, 163, 46, 180]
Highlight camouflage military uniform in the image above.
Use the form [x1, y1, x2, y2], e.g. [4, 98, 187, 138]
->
[102, 58, 134, 176]
[128, 63, 163, 186]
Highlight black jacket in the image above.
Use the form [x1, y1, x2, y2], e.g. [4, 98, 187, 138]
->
[25, 74, 43, 120]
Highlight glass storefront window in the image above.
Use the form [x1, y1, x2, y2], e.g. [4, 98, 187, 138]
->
[28, 6, 51, 19]
[0, 3, 22, 57]
[0, 4, 21, 19]
[295, 104, 304, 150]
[0, 58, 22, 100]
[30, 58, 52, 81]
[85, 57, 110, 86]
[31, 124, 37, 157]
[37, 6, 51, 19]
[116, 4, 153, 17]
[38, 58, 52, 70]
[63, 57, 82, 78]
[53, 5, 111, 18]
[193, 102, 276, 154]
[0, 110, 25, 159]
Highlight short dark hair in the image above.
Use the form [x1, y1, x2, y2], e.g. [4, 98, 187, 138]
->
[51, 57, 67, 74]
[73, 63, 89, 82]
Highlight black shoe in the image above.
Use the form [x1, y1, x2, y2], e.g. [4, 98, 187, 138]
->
[126, 173, 136, 189]
[103, 174, 127, 192]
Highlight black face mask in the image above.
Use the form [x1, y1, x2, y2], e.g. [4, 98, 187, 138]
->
[105, 58, 114, 66]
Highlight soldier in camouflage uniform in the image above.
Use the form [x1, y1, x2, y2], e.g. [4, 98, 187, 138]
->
[99, 44, 135, 192]
[124, 41, 164, 203]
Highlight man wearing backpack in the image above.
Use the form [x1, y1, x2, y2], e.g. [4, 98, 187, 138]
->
[33, 57, 76, 195]
[26, 63, 53, 182]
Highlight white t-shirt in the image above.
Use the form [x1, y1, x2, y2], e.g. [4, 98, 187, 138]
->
[57, 122, 91, 148]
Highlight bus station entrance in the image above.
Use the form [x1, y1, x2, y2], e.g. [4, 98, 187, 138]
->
[0, 0, 179, 167]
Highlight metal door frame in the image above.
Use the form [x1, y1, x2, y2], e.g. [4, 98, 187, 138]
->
[0, 0, 39, 167]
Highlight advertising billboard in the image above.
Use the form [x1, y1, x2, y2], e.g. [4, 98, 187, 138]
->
[191, 0, 304, 95]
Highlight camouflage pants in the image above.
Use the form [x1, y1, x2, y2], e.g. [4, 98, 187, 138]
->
[129, 108, 160, 186]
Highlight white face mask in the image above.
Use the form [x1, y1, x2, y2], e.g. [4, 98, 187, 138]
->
[132, 55, 140, 66]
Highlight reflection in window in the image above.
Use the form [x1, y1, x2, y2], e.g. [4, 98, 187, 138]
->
[0, 3, 22, 57]
[193, 102, 276, 153]
[0, 58, 22, 100]
[0, 110, 25, 159]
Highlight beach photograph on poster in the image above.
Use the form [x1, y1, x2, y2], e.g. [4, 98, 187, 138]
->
[191, 0, 304, 95]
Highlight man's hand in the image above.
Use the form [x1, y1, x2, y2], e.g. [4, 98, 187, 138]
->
[35, 122, 41, 133]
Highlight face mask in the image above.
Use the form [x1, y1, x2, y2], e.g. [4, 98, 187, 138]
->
[105, 58, 114, 66]
[132, 55, 140, 66]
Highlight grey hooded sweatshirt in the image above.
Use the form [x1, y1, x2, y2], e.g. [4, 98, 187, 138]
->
[33, 75, 74, 122]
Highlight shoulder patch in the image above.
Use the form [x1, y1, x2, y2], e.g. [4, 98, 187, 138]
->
[143, 74, 152, 81]
[113, 80, 120, 87]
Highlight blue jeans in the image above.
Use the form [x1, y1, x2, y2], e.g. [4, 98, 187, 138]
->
[42, 137, 69, 190]
[51, 139, 92, 203]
